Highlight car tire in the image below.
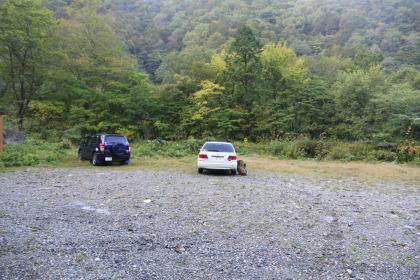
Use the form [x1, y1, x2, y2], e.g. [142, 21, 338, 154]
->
[231, 169, 236, 175]
[198, 168, 203, 173]
[78, 150, 84, 161]
[112, 143, 126, 156]
[92, 152, 99, 166]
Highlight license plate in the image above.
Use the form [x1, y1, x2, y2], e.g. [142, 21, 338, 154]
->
[105, 157, 112, 161]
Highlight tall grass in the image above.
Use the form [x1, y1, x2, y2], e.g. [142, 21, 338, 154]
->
[131, 138, 203, 158]
[131, 138, 419, 164]
[0, 139, 74, 168]
[1, 137, 419, 168]
[234, 139, 419, 164]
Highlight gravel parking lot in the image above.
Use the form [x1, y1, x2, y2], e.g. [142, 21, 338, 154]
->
[0, 167, 419, 279]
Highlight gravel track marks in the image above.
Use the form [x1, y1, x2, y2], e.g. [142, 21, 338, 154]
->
[0, 168, 418, 279]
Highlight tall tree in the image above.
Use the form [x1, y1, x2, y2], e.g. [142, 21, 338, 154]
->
[354, 48, 385, 71]
[223, 25, 262, 137]
[54, 0, 136, 89]
[260, 42, 307, 99]
[155, 46, 214, 84]
[332, 66, 389, 140]
[0, 0, 56, 129]
[182, 80, 225, 137]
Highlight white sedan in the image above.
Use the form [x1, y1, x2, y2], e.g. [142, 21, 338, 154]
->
[197, 141, 238, 174]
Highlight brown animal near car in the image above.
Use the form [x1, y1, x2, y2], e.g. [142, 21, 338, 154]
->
[237, 160, 247, 175]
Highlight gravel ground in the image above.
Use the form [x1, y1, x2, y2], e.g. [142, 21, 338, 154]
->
[0, 167, 418, 279]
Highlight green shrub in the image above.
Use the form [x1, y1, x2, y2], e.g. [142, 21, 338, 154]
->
[131, 142, 155, 158]
[1, 136, 418, 168]
[0, 139, 75, 168]
[347, 141, 372, 160]
[297, 139, 317, 158]
[0, 142, 40, 167]
[396, 141, 420, 163]
[231, 141, 266, 156]
[131, 138, 204, 158]
[326, 142, 347, 160]
[39, 128, 60, 142]
[372, 150, 396, 161]
[59, 139, 72, 150]
[267, 141, 301, 159]
[62, 126, 82, 144]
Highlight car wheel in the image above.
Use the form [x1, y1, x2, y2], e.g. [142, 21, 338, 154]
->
[231, 169, 236, 175]
[112, 143, 126, 156]
[78, 150, 84, 161]
[198, 168, 203, 173]
[92, 152, 99, 166]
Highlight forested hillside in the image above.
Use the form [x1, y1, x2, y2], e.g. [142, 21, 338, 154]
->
[38, 0, 420, 82]
[0, 0, 419, 150]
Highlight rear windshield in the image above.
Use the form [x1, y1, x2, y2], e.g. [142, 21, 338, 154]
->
[105, 135, 128, 144]
[202, 143, 235, 153]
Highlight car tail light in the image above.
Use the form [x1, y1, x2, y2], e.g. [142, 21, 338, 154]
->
[100, 143, 105, 154]
[128, 144, 131, 154]
[228, 155, 237, 160]
[199, 153, 208, 159]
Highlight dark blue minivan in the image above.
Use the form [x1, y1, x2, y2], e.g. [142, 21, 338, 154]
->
[78, 134, 131, 165]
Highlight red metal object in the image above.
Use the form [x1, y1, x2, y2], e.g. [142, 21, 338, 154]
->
[0, 113, 3, 155]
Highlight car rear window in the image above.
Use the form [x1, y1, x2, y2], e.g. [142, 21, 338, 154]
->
[202, 143, 235, 153]
[105, 136, 128, 144]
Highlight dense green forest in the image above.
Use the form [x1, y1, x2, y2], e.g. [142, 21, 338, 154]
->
[0, 0, 419, 162]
